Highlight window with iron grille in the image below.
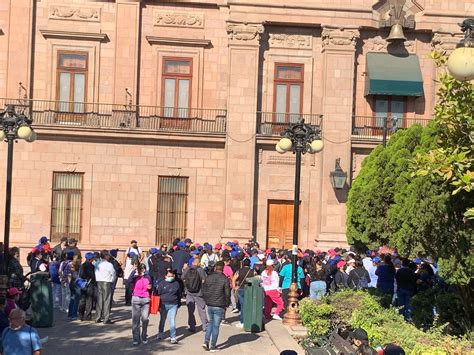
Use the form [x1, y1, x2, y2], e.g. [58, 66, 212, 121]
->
[50, 172, 84, 242]
[157, 176, 188, 245]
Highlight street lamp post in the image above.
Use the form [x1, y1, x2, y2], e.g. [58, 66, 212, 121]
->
[0, 105, 36, 301]
[447, 18, 474, 81]
[275, 118, 323, 326]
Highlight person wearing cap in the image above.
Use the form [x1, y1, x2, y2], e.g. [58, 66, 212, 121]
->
[35, 236, 51, 256]
[383, 343, 406, 355]
[78, 253, 96, 322]
[261, 259, 284, 321]
[5, 288, 21, 317]
[331, 260, 348, 292]
[94, 250, 116, 324]
[367, 257, 380, 288]
[145, 248, 159, 272]
[171, 242, 190, 280]
[350, 328, 377, 354]
[0, 308, 42, 355]
[68, 259, 82, 321]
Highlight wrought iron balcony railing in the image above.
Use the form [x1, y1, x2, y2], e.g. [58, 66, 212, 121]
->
[257, 112, 323, 136]
[0, 99, 227, 134]
[352, 115, 432, 140]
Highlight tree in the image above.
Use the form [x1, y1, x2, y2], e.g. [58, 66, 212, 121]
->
[346, 52, 473, 332]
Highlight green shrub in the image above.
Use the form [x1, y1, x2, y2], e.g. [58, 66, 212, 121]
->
[298, 290, 473, 354]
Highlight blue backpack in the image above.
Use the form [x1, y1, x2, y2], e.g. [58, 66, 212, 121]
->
[49, 261, 60, 284]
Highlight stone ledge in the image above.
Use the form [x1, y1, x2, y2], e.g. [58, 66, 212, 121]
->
[265, 320, 305, 355]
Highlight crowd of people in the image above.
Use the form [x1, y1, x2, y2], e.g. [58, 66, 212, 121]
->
[0, 236, 441, 354]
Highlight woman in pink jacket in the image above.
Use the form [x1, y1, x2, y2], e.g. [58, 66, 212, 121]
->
[261, 259, 284, 321]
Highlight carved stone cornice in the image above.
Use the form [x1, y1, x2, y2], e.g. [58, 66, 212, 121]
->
[367, 35, 415, 53]
[146, 36, 211, 47]
[226, 22, 264, 44]
[154, 11, 204, 28]
[431, 32, 463, 53]
[49, 5, 100, 22]
[268, 34, 312, 49]
[40, 29, 108, 42]
[322, 26, 360, 50]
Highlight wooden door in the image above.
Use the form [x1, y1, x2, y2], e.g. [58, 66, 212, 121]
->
[267, 200, 294, 249]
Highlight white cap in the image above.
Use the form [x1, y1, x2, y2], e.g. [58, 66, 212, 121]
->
[266, 259, 274, 266]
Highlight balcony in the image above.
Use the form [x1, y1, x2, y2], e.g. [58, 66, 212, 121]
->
[0, 99, 227, 135]
[352, 115, 432, 142]
[257, 112, 323, 136]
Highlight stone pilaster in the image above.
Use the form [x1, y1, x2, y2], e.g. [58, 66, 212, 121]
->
[317, 26, 360, 248]
[113, 0, 140, 104]
[222, 22, 264, 241]
[431, 31, 463, 54]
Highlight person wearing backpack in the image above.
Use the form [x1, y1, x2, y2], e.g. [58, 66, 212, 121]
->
[182, 258, 208, 333]
[347, 258, 371, 290]
[200, 245, 218, 274]
[78, 253, 96, 321]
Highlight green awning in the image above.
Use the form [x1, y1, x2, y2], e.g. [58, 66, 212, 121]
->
[365, 53, 424, 97]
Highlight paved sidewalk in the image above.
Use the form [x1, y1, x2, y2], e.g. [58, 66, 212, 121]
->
[36, 287, 279, 354]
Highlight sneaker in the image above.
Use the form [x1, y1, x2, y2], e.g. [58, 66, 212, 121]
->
[235, 322, 244, 329]
[142, 339, 148, 345]
[272, 314, 283, 321]
[157, 332, 165, 340]
[170, 338, 178, 344]
[221, 320, 231, 326]
[231, 308, 239, 314]
[132, 341, 139, 346]
[210, 348, 219, 353]
[202, 343, 209, 350]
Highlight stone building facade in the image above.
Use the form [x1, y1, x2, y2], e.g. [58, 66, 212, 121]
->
[0, 0, 469, 253]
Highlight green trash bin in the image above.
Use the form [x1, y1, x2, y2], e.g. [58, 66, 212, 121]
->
[243, 277, 264, 332]
[30, 272, 53, 327]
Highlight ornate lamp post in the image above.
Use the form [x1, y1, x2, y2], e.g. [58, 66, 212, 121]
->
[275, 118, 323, 326]
[0, 105, 36, 300]
[447, 18, 474, 81]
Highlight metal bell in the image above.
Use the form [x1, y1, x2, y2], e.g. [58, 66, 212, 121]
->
[387, 23, 407, 42]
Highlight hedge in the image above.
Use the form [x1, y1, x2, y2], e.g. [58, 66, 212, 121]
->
[298, 290, 472, 354]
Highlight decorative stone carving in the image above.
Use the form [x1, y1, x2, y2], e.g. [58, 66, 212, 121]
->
[49, 6, 100, 22]
[322, 27, 360, 49]
[154, 12, 204, 28]
[226, 23, 264, 42]
[168, 167, 182, 176]
[368, 35, 415, 53]
[268, 34, 312, 49]
[374, 0, 423, 29]
[431, 32, 463, 53]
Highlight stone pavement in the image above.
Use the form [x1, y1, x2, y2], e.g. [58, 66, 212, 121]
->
[36, 286, 280, 355]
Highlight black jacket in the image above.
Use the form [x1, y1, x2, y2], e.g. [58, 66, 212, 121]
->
[79, 261, 96, 284]
[171, 250, 190, 275]
[202, 271, 230, 308]
[395, 267, 417, 293]
[150, 256, 172, 281]
[156, 279, 181, 305]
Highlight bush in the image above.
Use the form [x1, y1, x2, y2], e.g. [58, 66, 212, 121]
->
[298, 290, 472, 354]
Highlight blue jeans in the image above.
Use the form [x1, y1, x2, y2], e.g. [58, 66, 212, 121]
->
[310, 281, 326, 300]
[397, 288, 412, 319]
[205, 306, 225, 349]
[68, 284, 81, 318]
[159, 304, 178, 339]
[237, 288, 245, 324]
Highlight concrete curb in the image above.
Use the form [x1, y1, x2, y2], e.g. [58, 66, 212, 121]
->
[265, 320, 305, 355]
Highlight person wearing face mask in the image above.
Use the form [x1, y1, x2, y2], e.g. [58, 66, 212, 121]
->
[0, 308, 42, 355]
[155, 269, 181, 344]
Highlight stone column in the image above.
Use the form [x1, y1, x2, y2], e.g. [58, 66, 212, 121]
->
[113, 0, 140, 105]
[4, 0, 33, 98]
[222, 22, 263, 241]
[317, 26, 359, 248]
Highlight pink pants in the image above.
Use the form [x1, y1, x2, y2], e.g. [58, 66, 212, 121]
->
[264, 289, 284, 319]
